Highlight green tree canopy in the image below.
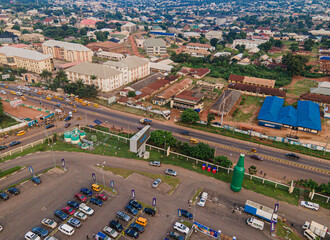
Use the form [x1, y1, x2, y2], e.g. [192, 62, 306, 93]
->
[214, 155, 233, 168]
[180, 109, 200, 123]
[207, 113, 215, 127]
[149, 130, 177, 147]
[282, 53, 308, 76]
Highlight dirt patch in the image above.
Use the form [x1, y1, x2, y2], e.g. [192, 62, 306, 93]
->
[285, 97, 297, 105]
[2, 100, 46, 119]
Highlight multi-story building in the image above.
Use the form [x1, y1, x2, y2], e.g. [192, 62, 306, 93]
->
[20, 33, 45, 43]
[87, 41, 129, 54]
[0, 46, 53, 73]
[0, 31, 19, 44]
[232, 39, 268, 50]
[186, 43, 214, 51]
[42, 40, 93, 62]
[143, 38, 167, 56]
[170, 90, 204, 112]
[319, 56, 330, 75]
[121, 22, 137, 33]
[205, 31, 223, 40]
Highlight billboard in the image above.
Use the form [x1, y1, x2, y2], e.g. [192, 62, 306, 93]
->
[2, 74, 10, 79]
[193, 222, 219, 238]
[130, 125, 151, 153]
[10, 99, 23, 108]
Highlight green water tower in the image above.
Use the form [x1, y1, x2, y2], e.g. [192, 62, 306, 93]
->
[230, 153, 245, 192]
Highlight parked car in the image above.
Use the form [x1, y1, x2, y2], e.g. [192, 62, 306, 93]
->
[0, 192, 9, 200]
[80, 187, 93, 196]
[168, 231, 184, 240]
[0, 146, 8, 151]
[7, 187, 20, 195]
[58, 224, 75, 236]
[79, 203, 94, 215]
[64, 123, 71, 128]
[285, 153, 299, 159]
[250, 155, 263, 161]
[103, 226, 119, 238]
[67, 217, 81, 228]
[300, 201, 319, 211]
[9, 141, 21, 147]
[130, 222, 145, 233]
[75, 192, 87, 202]
[174, 222, 190, 234]
[117, 210, 131, 222]
[143, 208, 156, 216]
[149, 161, 161, 167]
[165, 169, 177, 176]
[125, 229, 139, 239]
[73, 211, 87, 221]
[96, 193, 108, 201]
[152, 179, 162, 188]
[25, 231, 41, 240]
[44, 237, 59, 240]
[54, 210, 68, 221]
[125, 204, 138, 215]
[31, 176, 41, 184]
[109, 220, 123, 232]
[31, 227, 49, 237]
[45, 124, 54, 129]
[64, 116, 71, 122]
[179, 131, 189, 135]
[179, 209, 193, 220]
[94, 232, 110, 240]
[41, 218, 57, 229]
[90, 197, 103, 207]
[129, 200, 143, 210]
[62, 206, 75, 215]
[67, 201, 80, 209]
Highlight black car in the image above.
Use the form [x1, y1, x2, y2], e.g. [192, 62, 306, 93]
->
[109, 220, 123, 232]
[129, 200, 143, 210]
[179, 209, 193, 220]
[0, 192, 9, 200]
[7, 187, 20, 195]
[67, 201, 80, 209]
[0, 146, 8, 151]
[31, 176, 41, 184]
[179, 131, 189, 136]
[285, 153, 299, 159]
[130, 223, 144, 233]
[125, 229, 139, 239]
[45, 124, 55, 129]
[250, 155, 263, 161]
[143, 208, 156, 216]
[64, 116, 72, 122]
[90, 198, 103, 207]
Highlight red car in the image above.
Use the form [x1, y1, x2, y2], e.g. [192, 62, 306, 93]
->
[75, 192, 87, 202]
[96, 193, 108, 201]
[62, 206, 75, 215]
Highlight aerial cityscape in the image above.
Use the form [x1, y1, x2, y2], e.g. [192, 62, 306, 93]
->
[0, 0, 329, 239]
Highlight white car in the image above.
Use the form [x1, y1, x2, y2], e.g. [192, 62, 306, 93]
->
[25, 231, 41, 240]
[103, 226, 119, 238]
[165, 169, 177, 176]
[74, 211, 88, 221]
[149, 161, 161, 167]
[300, 201, 319, 211]
[197, 197, 206, 207]
[173, 222, 190, 234]
[42, 218, 57, 229]
[58, 224, 75, 236]
[152, 179, 162, 188]
[79, 203, 94, 215]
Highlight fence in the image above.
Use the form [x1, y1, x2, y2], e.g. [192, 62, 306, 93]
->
[84, 126, 330, 204]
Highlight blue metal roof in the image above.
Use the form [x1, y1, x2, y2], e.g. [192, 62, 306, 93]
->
[320, 56, 330, 61]
[297, 101, 321, 131]
[278, 106, 297, 126]
[257, 96, 284, 122]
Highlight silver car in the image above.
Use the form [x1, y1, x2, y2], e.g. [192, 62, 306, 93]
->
[103, 226, 119, 238]
[165, 169, 177, 176]
[74, 211, 87, 221]
[152, 179, 162, 188]
[149, 161, 161, 167]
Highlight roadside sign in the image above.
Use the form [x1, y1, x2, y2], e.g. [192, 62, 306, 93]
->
[61, 159, 65, 168]
[270, 221, 275, 232]
[152, 198, 156, 207]
[131, 189, 135, 199]
[110, 180, 114, 189]
[178, 209, 181, 217]
[2, 74, 10, 79]
[274, 203, 279, 214]
[93, 119, 102, 125]
[29, 166, 34, 175]
[92, 173, 96, 181]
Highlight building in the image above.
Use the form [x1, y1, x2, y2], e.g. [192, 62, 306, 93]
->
[65, 62, 123, 92]
[96, 51, 124, 61]
[324, 105, 330, 119]
[42, 40, 93, 62]
[121, 22, 137, 33]
[170, 90, 204, 112]
[178, 67, 211, 79]
[232, 39, 268, 50]
[80, 19, 98, 28]
[309, 29, 330, 36]
[205, 31, 223, 40]
[183, 32, 201, 38]
[196, 81, 224, 90]
[300, 93, 330, 106]
[143, 38, 167, 56]
[257, 96, 321, 133]
[135, 78, 171, 100]
[104, 56, 150, 84]
[319, 56, 330, 74]
[153, 78, 193, 106]
[310, 81, 330, 96]
[186, 43, 214, 51]
[255, 27, 272, 35]
[0, 31, 19, 44]
[0, 46, 53, 73]
[20, 33, 45, 43]
[210, 90, 241, 116]
[228, 83, 285, 98]
[86, 41, 129, 54]
[229, 74, 275, 88]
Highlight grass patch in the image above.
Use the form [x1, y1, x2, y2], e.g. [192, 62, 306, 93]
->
[103, 166, 134, 178]
[110, 103, 164, 121]
[191, 187, 203, 204]
[0, 115, 19, 129]
[287, 79, 318, 96]
[0, 166, 22, 178]
[232, 110, 254, 122]
[201, 76, 228, 85]
[99, 184, 117, 195]
[276, 219, 302, 240]
[182, 220, 193, 229]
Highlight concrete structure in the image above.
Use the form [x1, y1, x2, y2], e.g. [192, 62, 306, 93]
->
[143, 38, 167, 56]
[0, 46, 53, 74]
[65, 62, 123, 92]
[20, 33, 45, 43]
[210, 90, 241, 116]
[121, 22, 137, 33]
[178, 67, 211, 79]
[87, 41, 129, 54]
[0, 31, 19, 44]
[96, 51, 124, 61]
[310, 81, 330, 96]
[319, 56, 330, 74]
[186, 43, 214, 51]
[228, 82, 285, 98]
[229, 74, 275, 88]
[233, 39, 268, 50]
[42, 40, 93, 62]
[170, 90, 204, 112]
[205, 31, 223, 40]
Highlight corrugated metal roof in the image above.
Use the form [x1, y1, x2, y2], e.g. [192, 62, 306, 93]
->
[278, 106, 297, 126]
[0, 46, 52, 61]
[257, 96, 284, 122]
[43, 40, 91, 52]
[297, 101, 321, 131]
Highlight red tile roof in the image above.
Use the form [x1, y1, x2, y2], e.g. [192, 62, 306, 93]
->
[175, 90, 200, 102]
[80, 19, 98, 26]
[138, 79, 171, 99]
[229, 74, 244, 82]
[187, 43, 212, 48]
[157, 78, 193, 99]
[300, 93, 330, 104]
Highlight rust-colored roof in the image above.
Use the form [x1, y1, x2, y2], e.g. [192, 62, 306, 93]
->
[174, 90, 201, 102]
[300, 93, 330, 104]
[165, 75, 180, 82]
[229, 74, 244, 82]
[228, 83, 286, 98]
[138, 79, 170, 99]
[156, 78, 192, 99]
[187, 43, 212, 48]
[87, 41, 125, 51]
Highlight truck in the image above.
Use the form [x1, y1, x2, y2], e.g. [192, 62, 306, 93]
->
[244, 200, 277, 223]
[302, 221, 328, 238]
[140, 118, 152, 125]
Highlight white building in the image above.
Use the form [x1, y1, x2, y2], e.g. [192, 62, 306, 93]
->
[232, 39, 268, 50]
[183, 32, 201, 38]
[205, 31, 223, 40]
[121, 22, 137, 33]
[143, 38, 167, 56]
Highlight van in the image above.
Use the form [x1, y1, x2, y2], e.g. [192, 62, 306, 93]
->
[58, 224, 75, 235]
[246, 218, 264, 230]
[135, 217, 147, 227]
[197, 192, 208, 207]
[10, 91, 16, 95]
[303, 229, 317, 240]
[92, 184, 101, 192]
[116, 211, 131, 222]
[180, 131, 189, 136]
[17, 130, 25, 136]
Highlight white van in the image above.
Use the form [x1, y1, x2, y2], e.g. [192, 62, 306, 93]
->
[58, 223, 75, 236]
[247, 218, 264, 230]
[197, 192, 208, 207]
[303, 230, 317, 240]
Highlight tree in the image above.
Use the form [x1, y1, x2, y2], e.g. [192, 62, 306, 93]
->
[289, 42, 299, 52]
[248, 165, 257, 175]
[282, 53, 308, 76]
[274, 40, 283, 48]
[180, 109, 200, 123]
[96, 21, 107, 29]
[235, 44, 246, 53]
[53, 70, 69, 89]
[258, 42, 272, 52]
[128, 91, 136, 97]
[40, 69, 52, 84]
[11, 24, 20, 31]
[214, 155, 233, 168]
[207, 113, 215, 127]
[188, 143, 215, 160]
[210, 38, 219, 47]
[304, 39, 314, 51]
[150, 130, 177, 147]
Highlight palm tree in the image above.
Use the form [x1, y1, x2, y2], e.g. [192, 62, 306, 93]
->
[40, 69, 52, 83]
[54, 70, 69, 88]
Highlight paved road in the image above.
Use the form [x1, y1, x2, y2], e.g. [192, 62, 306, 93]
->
[0, 151, 329, 240]
[1, 84, 329, 184]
